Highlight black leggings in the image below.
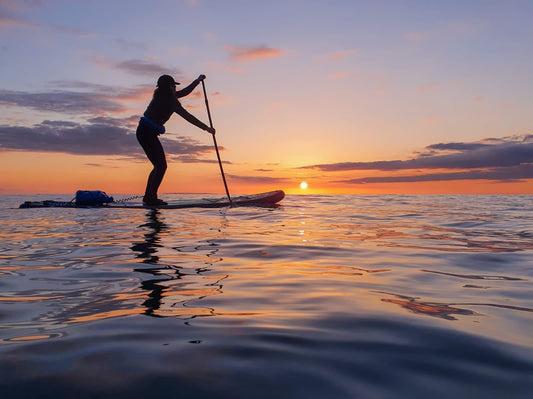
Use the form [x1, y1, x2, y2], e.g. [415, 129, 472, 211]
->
[136, 123, 167, 201]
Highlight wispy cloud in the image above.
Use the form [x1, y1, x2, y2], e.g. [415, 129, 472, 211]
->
[225, 45, 285, 61]
[116, 59, 177, 77]
[228, 174, 291, 184]
[338, 165, 533, 184]
[0, 84, 147, 115]
[0, 88, 124, 115]
[303, 136, 533, 171]
[171, 155, 228, 164]
[302, 135, 533, 184]
[91, 56, 177, 77]
[0, 120, 139, 156]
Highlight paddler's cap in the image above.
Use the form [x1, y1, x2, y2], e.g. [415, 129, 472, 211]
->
[157, 75, 180, 87]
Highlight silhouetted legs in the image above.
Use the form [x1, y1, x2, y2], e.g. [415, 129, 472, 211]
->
[136, 125, 167, 204]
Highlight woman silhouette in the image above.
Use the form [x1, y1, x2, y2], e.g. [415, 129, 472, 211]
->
[137, 74, 215, 205]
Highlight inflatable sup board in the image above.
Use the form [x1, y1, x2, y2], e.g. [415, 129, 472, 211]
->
[19, 190, 285, 209]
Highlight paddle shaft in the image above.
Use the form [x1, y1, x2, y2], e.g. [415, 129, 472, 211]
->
[201, 80, 232, 206]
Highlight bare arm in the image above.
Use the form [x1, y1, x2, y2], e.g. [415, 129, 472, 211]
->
[175, 75, 205, 98]
[175, 101, 211, 132]
[175, 80, 199, 98]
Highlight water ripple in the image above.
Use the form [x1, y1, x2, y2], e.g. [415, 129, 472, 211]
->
[0, 194, 532, 398]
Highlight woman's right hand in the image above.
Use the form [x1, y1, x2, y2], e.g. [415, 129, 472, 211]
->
[207, 127, 216, 135]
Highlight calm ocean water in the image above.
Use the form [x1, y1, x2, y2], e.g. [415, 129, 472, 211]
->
[1, 194, 532, 398]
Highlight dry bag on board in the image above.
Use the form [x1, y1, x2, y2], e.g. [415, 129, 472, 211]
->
[75, 190, 114, 206]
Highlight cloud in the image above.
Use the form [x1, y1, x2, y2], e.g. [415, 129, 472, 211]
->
[225, 45, 285, 61]
[228, 174, 291, 184]
[171, 155, 228, 164]
[0, 118, 216, 161]
[116, 59, 177, 77]
[0, 120, 139, 156]
[0, 81, 221, 163]
[90, 55, 178, 77]
[160, 136, 215, 160]
[338, 164, 533, 184]
[302, 135, 533, 184]
[0, 83, 149, 115]
[303, 136, 533, 172]
[314, 49, 357, 63]
[0, 88, 125, 115]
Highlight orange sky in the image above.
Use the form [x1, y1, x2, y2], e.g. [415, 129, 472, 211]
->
[1, 150, 531, 195]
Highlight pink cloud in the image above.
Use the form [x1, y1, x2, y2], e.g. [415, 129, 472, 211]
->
[225, 45, 285, 61]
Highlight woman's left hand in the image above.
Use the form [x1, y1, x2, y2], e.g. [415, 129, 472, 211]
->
[197, 74, 206, 81]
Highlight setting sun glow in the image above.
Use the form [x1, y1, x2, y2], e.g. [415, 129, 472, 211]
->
[300, 182, 308, 190]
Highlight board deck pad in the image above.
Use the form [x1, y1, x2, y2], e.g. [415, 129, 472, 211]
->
[19, 190, 285, 209]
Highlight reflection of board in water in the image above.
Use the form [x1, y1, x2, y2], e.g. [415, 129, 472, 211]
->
[19, 190, 285, 209]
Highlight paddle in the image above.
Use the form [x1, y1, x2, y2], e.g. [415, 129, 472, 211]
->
[201, 79, 233, 206]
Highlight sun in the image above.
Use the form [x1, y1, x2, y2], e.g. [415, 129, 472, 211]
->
[300, 181, 308, 190]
